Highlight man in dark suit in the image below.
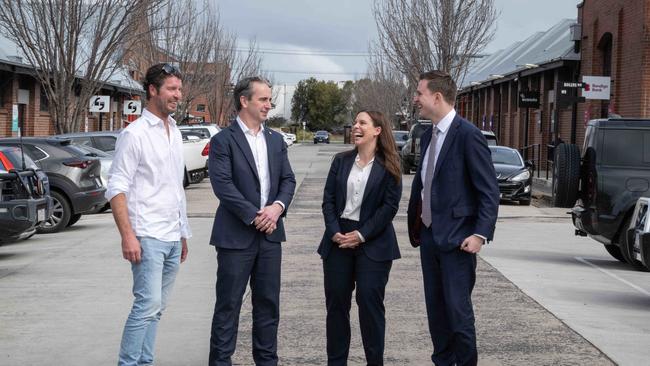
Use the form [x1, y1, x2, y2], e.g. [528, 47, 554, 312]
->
[407, 71, 499, 366]
[208, 76, 296, 366]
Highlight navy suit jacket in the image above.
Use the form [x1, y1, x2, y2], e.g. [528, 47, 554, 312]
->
[319, 150, 402, 262]
[208, 122, 296, 249]
[407, 114, 499, 251]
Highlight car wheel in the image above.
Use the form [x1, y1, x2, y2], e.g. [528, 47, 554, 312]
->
[604, 244, 626, 263]
[183, 168, 190, 188]
[37, 190, 71, 234]
[552, 143, 580, 208]
[67, 213, 82, 227]
[619, 215, 650, 271]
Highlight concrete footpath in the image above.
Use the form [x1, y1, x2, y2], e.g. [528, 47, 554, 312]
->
[0, 143, 614, 365]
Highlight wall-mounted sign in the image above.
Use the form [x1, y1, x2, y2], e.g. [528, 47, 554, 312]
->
[518, 90, 540, 108]
[11, 104, 18, 132]
[89, 95, 110, 112]
[582, 76, 611, 100]
[123, 100, 142, 115]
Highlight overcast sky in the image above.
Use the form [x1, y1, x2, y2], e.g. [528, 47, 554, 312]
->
[215, 0, 583, 116]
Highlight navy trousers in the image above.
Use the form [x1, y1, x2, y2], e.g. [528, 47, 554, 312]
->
[323, 219, 392, 366]
[209, 234, 282, 366]
[419, 226, 477, 366]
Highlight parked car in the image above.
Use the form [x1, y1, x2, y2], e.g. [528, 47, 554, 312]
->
[56, 130, 120, 152]
[400, 119, 499, 174]
[281, 132, 295, 146]
[56, 129, 209, 188]
[626, 197, 650, 271]
[489, 146, 533, 205]
[0, 146, 52, 243]
[178, 124, 221, 139]
[313, 130, 330, 144]
[570, 118, 650, 270]
[392, 130, 408, 151]
[72, 144, 113, 212]
[0, 138, 105, 233]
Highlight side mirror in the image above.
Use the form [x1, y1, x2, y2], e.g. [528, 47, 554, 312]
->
[525, 160, 535, 170]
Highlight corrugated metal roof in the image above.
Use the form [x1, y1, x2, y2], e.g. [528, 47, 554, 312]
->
[461, 18, 579, 88]
[0, 34, 142, 93]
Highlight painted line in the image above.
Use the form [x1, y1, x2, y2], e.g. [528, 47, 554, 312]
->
[575, 256, 650, 297]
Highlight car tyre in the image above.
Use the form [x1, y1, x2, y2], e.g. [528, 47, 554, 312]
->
[619, 215, 650, 271]
[37, 190, 71, 234]
[67, 213, 82, 227]
[552, 143, 580, 208]
[603, 244, 626, 263]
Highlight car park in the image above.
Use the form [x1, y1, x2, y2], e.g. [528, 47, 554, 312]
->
[392, 130, 408, 151]
[0, 146, 53, 242]
[569, 118, 650, 270]
[489, 146, 533, 205]
[0, 138, 105, 233]
[313, 130, 330, 144]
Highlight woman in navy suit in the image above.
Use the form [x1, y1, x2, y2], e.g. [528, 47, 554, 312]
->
[319, 110, 402, 366]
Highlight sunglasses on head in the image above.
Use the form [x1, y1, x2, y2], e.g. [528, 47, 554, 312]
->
[161, 63, 180, 75]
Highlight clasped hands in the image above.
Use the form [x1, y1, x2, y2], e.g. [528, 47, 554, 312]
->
[254, 203, 283, 234]
[332, 231, 362, 249]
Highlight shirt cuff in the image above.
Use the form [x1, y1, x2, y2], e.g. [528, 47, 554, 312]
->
[356, 231, 366, 243]
[273, 200, 285, 213]
[473, 234, 486, 243]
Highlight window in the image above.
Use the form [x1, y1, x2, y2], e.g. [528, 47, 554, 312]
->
[94, 136, 117, 152]
[601, 130, 650, 166]
[196, 104, 206, 112]
[40, 87, 49, 112]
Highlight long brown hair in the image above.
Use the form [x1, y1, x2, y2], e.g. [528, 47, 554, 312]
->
[358, 110, 401, 184]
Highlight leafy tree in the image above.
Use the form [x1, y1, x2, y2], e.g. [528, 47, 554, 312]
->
[290, 78, 347, 131]
[266, 115, 288, 127]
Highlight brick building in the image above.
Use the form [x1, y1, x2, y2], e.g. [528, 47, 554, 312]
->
[457, 0, 650, 173]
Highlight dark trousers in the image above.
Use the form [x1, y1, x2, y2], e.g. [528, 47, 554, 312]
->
[323, 219, 392, 366]
[209, 235, 282, 366]
[419, 227, 477, 366]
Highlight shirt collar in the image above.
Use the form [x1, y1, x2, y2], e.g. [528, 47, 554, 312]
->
[237, 115, 264, 136]
[434, 109, 456, 134]
[142, 108, 177, 127]
[354, 153, 375, 166]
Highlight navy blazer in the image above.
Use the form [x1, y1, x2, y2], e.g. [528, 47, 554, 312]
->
[407, 114, 499, 251]
[319, 150, 402, 262]
[208, 122, 296, 248]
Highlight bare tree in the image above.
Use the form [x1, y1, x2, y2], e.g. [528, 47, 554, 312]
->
[372, 0, 497, 88]
[352, 43, 409, 126]
[0, 0, 164, 133]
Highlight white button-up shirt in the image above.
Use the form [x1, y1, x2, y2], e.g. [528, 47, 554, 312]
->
[341, 155, 374, 221]
[106, 109, 191, 241]
[420, 109, 456, 197]
[237, 116, 271, 209]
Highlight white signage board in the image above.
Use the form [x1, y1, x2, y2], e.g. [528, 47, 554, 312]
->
[123, 100, 142, 115]
[582, 76, 611, 100]
[89, 95, 111, 112]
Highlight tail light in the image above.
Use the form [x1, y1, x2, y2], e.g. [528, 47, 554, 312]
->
[202, 142, 210, 156]
[63, 160, 93, 169]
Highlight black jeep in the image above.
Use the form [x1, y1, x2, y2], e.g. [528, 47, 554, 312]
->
[566, 118, 650, 270]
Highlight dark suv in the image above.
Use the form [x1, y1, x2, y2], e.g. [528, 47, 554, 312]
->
[569, 119, 650, 270]
[0, 138, 106, 233]
[0, 146, 52, 242]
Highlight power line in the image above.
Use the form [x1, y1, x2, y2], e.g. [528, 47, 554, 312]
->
[234, 48, 373, 57]
[262, 69, 366, 75]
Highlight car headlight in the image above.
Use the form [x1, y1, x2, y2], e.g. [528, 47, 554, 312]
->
[509, 170, 530, 182]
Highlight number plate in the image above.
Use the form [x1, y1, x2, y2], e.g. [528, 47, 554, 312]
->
[95, 177, 103, 187]
[37, 208, 45, 222]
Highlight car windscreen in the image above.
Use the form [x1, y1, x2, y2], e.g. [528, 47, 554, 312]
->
[490, 148, 522, 166]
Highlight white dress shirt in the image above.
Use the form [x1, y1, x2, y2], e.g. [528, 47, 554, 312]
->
[106, 109, 191, 242]
[236, 117, 285, 212]
[420, 109, 456, 195]
[340, 154, 374, 242]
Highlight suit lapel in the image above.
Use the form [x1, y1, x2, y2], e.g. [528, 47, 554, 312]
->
[433, 116, 460, 180]
[229, 124, 260, 182]
[361, 160, 384, 204]
[339, 154, 355, 210]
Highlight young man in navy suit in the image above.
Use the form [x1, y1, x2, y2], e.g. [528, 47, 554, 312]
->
[208, 76, 296, 366]
[407, 71, 499, 366]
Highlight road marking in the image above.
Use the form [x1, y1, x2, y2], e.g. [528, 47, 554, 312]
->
[575, 256, 650, 297]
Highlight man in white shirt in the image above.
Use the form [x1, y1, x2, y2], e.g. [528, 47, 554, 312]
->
[208, 76, 296, 366]
[106, 63, 191, 366]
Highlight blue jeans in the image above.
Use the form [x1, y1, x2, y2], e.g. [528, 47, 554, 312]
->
[118, 237, 182, 366]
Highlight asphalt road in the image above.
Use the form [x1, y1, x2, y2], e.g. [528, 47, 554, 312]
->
[0, 143, 647, 365]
